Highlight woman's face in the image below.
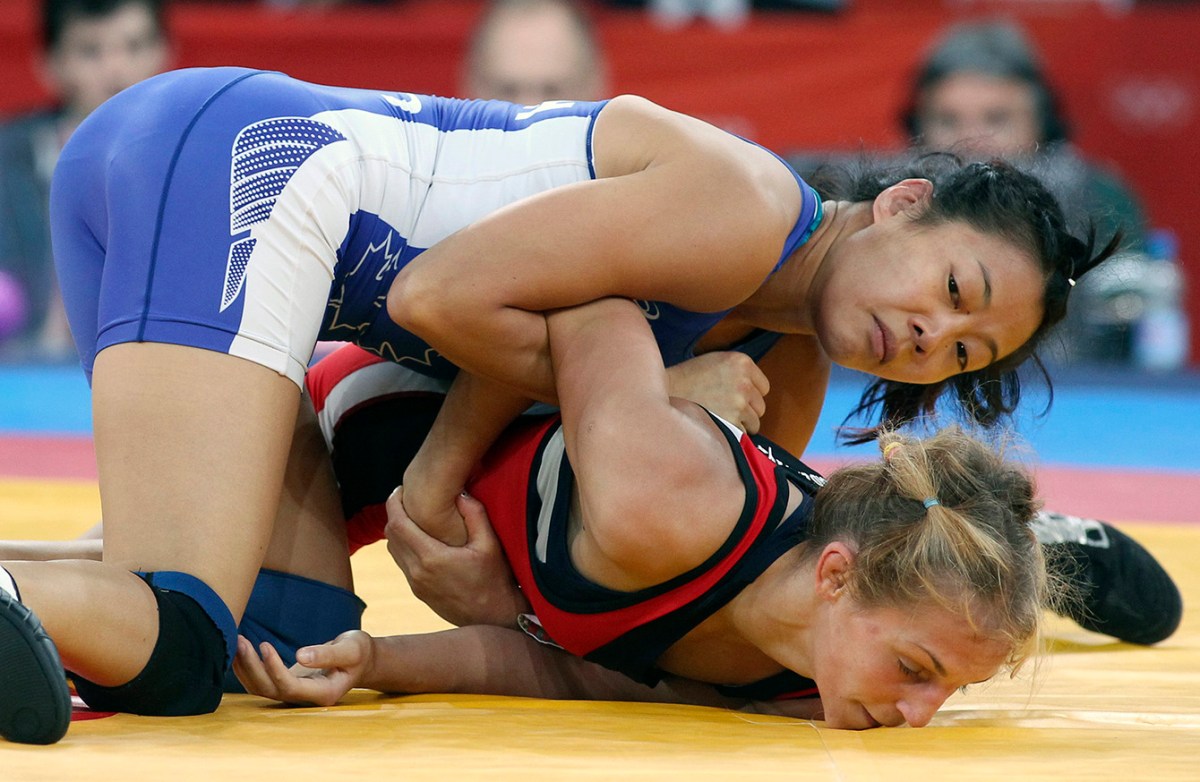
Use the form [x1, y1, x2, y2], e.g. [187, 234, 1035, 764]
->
[813, 194, 1045, 385]
[792, 558, 1017, 729]
[809, 592, 1012, 729]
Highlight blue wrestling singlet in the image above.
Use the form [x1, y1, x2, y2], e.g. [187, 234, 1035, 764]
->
[51, 67, 609, 385]
[51, 67, 823, 385]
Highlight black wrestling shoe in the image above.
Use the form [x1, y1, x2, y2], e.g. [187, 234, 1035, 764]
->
[0, 590, 71, 744]
[1032, 511, 1183, 645]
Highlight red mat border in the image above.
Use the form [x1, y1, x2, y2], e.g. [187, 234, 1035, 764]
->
[3, 436, 1197, 525]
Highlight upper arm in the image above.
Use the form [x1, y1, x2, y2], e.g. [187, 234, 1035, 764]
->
[570, 400, 747, 588]
[388, 98, 797, 330]
[756, 334, 831, 455]
[542, 298, 747, 588]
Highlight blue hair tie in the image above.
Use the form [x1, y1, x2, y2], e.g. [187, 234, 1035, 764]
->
[923, 497, 940, 509]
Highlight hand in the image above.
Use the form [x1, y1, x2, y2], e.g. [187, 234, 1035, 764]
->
[398, 458, 469, 546]
[233, 631, 374, 707]
[385, 487, 529, 627]
[666, 352, 769, 433]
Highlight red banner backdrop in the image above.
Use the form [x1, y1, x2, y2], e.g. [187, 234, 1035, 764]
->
[2, 0, 1197, 362]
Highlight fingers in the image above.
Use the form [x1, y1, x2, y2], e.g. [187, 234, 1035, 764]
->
[385, 486, 442, 553]
[234, 635, 282, 700]
[457, 492, 500, 551]
[748, 386, 767, 419]
[257, 640, 342, 707]
[749, 359, 770, 397]
[740, 408, 762, 435]
[385, 486, 413, 527]
[723, 351, 769, 396]
[294, 631, 365, 669]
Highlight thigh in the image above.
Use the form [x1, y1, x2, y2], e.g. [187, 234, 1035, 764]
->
[93, 342, 301, 621]
[259, 393, 354, 592]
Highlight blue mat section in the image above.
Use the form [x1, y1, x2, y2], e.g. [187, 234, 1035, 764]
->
[1, 362, 1197, 472]
[0, 364, 93, 435]
[810, 367, 1199, 471]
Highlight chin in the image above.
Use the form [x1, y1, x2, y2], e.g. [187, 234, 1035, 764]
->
[816, 333, 862, 375]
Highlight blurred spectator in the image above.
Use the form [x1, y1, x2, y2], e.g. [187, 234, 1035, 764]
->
[904, 20, 1186, 367]
[309, 0, 608, 366]
[648, 0, 750, 30]
[463, 0, 608, 104]
[904, 19, 1147, 252]
[0, 0, 171, 362]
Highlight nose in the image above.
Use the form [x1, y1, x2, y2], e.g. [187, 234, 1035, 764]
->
[909, 315, 953, 358]
[896, 685, 952, 728]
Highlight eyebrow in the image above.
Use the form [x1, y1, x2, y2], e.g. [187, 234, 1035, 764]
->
[916, 644, 947, 678]
[975, 259, 999, 365]
[976, 260, 993, 307]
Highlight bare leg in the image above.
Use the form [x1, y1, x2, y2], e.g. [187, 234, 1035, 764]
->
[4, 342, 300, 685]
[259, 393, 354, 592]
[1, 399, 353, 589]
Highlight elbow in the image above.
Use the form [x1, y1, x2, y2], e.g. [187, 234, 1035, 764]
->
[386, 265, 444, 336]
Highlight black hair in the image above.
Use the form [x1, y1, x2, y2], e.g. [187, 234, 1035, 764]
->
[901, 20, 1069, 147]
[806, 152, 1120, 444]
[42, 0, 165, 52]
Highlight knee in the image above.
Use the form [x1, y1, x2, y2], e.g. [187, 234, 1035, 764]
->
[72, 572, 237, 716]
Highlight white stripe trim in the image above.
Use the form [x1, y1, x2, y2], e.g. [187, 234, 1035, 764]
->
[0, 566, 20, 602]
[533, 428, 567, 564]
[316, 360, 451, 448]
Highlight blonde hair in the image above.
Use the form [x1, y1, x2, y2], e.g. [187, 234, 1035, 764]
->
[805, 426, 1061, 672]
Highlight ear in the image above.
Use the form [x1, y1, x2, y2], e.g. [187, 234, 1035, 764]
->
[814, 541, 856, 602]
[872, 178, 935, 223]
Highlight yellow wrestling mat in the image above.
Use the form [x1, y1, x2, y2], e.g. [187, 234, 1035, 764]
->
[3, 477, 1198, 780]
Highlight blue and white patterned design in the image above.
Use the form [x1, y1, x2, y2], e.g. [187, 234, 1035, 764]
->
[230, 117, 347, 232]
[221, 117, 347, 311]
[222, 237, 256, 312]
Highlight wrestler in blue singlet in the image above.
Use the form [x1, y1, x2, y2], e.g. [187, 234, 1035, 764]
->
[51, 67, 822, 386]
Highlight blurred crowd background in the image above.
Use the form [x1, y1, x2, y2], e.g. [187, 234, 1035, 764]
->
[1, 0, 1196, 374]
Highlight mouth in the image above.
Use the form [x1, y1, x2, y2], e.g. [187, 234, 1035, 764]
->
[860, 706, 882, 729]
[871, 316, 895, 365]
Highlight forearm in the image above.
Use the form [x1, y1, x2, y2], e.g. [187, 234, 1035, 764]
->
[402, 372, 533, 545]
[363, 626, 620, 699]
[547, 299, 671, 441]
[0, 538, 104, 561]
[389, 269, 559, 403]
[360, 626, 770, 709]
[0, 521, 104, 561]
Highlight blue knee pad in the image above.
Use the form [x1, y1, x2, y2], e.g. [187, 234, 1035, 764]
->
[72, 571, 238, 716]
[228, 568, 366, 693]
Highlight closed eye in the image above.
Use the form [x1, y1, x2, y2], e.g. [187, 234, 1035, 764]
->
[898, 660, 925, 682]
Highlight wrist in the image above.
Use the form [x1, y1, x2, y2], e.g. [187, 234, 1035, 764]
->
[358, 634, 383, 692]
[402, 460, 464, 512]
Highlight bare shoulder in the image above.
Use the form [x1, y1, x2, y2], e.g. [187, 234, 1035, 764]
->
[593, 95, 801, 210]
